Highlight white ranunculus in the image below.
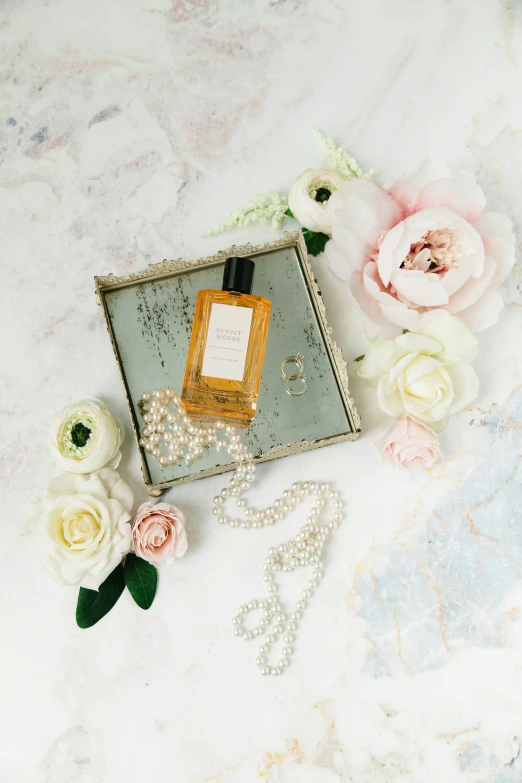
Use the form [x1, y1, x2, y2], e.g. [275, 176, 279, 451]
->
[357, 316, 479, 431]
[49, 398, 124, 474]
[30, 468, 133, 590]
[288, 169, 342, 234]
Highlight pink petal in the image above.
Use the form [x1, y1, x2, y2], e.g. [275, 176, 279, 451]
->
[362, 263, 451, 332]
[325, 239, 357, 281]
[329, 179, 403, 252]
[473, 211, 514, 242]
[174, 523, 188, 558]
[485, 239, 515, 286]
[389, 159, 452, 215]
[415, 171, 486, 222]
[349, 268, 399, 328]
[457, 289, 504, 332]
[440, 256, 476, 297]
[377, 221, 416, 287]
[473, 211, 515, 286]
[446, 256, 496, 313]
[392, 268, 450, 307]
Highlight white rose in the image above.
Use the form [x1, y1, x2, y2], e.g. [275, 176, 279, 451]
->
[288, 169, 342, 234]
[30, 468, 133, 589]
[357, 316, 479, 431]
[49, 398, 124, 474]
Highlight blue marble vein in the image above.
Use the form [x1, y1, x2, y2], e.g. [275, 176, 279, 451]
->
[356, 387, 522, 676]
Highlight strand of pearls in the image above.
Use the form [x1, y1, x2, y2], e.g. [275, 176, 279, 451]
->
[138, 389, 344, 676]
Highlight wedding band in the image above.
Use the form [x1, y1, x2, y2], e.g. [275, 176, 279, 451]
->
[280, 353, 308, 396]
[285, 374, 308, 397]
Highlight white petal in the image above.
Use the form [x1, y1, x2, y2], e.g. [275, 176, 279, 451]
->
[395, 331, 442, 356]
[402, 355, 444, 384]
[377, 375, 405, 417]
[47, 472, 84, 496]
[109, 478, 134, 515]
[412, 309, 452, 332]
[387, 351, 417, 386]
[289, 169, 341, 233]
[357, 340, 397, 387]
[421, 315, 479, 364]
[445, 363, 480, 414]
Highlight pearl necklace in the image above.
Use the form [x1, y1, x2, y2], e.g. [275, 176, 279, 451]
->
[138, 388, 343, 676]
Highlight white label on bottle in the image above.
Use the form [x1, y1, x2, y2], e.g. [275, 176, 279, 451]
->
[201, 303, 253, 381]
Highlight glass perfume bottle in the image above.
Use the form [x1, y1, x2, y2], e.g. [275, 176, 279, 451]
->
[181, 257, 271, 426]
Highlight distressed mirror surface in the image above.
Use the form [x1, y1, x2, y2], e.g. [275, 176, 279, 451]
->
[96, 234, 360, 493]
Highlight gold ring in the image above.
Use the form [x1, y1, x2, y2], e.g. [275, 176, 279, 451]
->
[280, 353, 308, 396]
[280, 353, 305, 380]
[285, 374, 308, 397]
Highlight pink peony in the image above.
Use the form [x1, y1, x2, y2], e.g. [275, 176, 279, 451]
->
[132, 502, 188, 566]
[326, 159, 515, 334]
[380, 417, 442, 470]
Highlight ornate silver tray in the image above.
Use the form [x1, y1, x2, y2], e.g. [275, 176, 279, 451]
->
[95, 232, 360, 495]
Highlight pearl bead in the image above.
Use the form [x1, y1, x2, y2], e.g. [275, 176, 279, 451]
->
[139, 388, 343, 679]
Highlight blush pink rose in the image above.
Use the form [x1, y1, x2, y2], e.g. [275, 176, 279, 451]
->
[326, 159, 515, 334]
[132, 502, 188, 566]
[381, 417, 442, 470]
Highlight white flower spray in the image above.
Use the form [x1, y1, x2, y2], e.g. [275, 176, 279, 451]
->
[203, 129, 369, 255]
[204, 191, 288, 236]
[313, 127, 367, 180]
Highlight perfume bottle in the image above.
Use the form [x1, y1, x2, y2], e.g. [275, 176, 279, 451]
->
[181, 257, 271, 426]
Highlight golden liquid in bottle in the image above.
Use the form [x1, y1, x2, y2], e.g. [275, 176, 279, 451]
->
[181, 289, 271, 426]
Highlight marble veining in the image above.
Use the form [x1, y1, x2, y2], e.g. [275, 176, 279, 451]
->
[2, 1, 522, 781]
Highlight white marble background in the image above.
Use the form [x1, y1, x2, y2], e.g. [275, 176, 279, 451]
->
[2, 0, 522, 781]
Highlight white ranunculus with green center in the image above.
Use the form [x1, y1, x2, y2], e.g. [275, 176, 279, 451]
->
[357, 316, 479, 431]
[29, 468, 133, 589]
[288, 169, 342, 234]
[49, 398, 124, 474]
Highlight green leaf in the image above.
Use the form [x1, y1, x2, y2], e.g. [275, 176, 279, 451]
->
[76, 564, 125, 629]
[123, 553, 158, 610]
[285, 208, 295, 219]
[302, 228, 329, 257]
[402, 329, 410, 334]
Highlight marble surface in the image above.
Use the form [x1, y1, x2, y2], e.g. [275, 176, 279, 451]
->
[2, 1, 522, 781]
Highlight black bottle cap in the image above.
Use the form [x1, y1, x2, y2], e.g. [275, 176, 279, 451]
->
[222, 256, 255, 295]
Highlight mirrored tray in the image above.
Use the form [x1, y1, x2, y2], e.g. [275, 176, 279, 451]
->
[95, 232, 360, 495]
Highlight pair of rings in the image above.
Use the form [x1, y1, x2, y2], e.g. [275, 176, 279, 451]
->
[280, 353, 308, 397]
